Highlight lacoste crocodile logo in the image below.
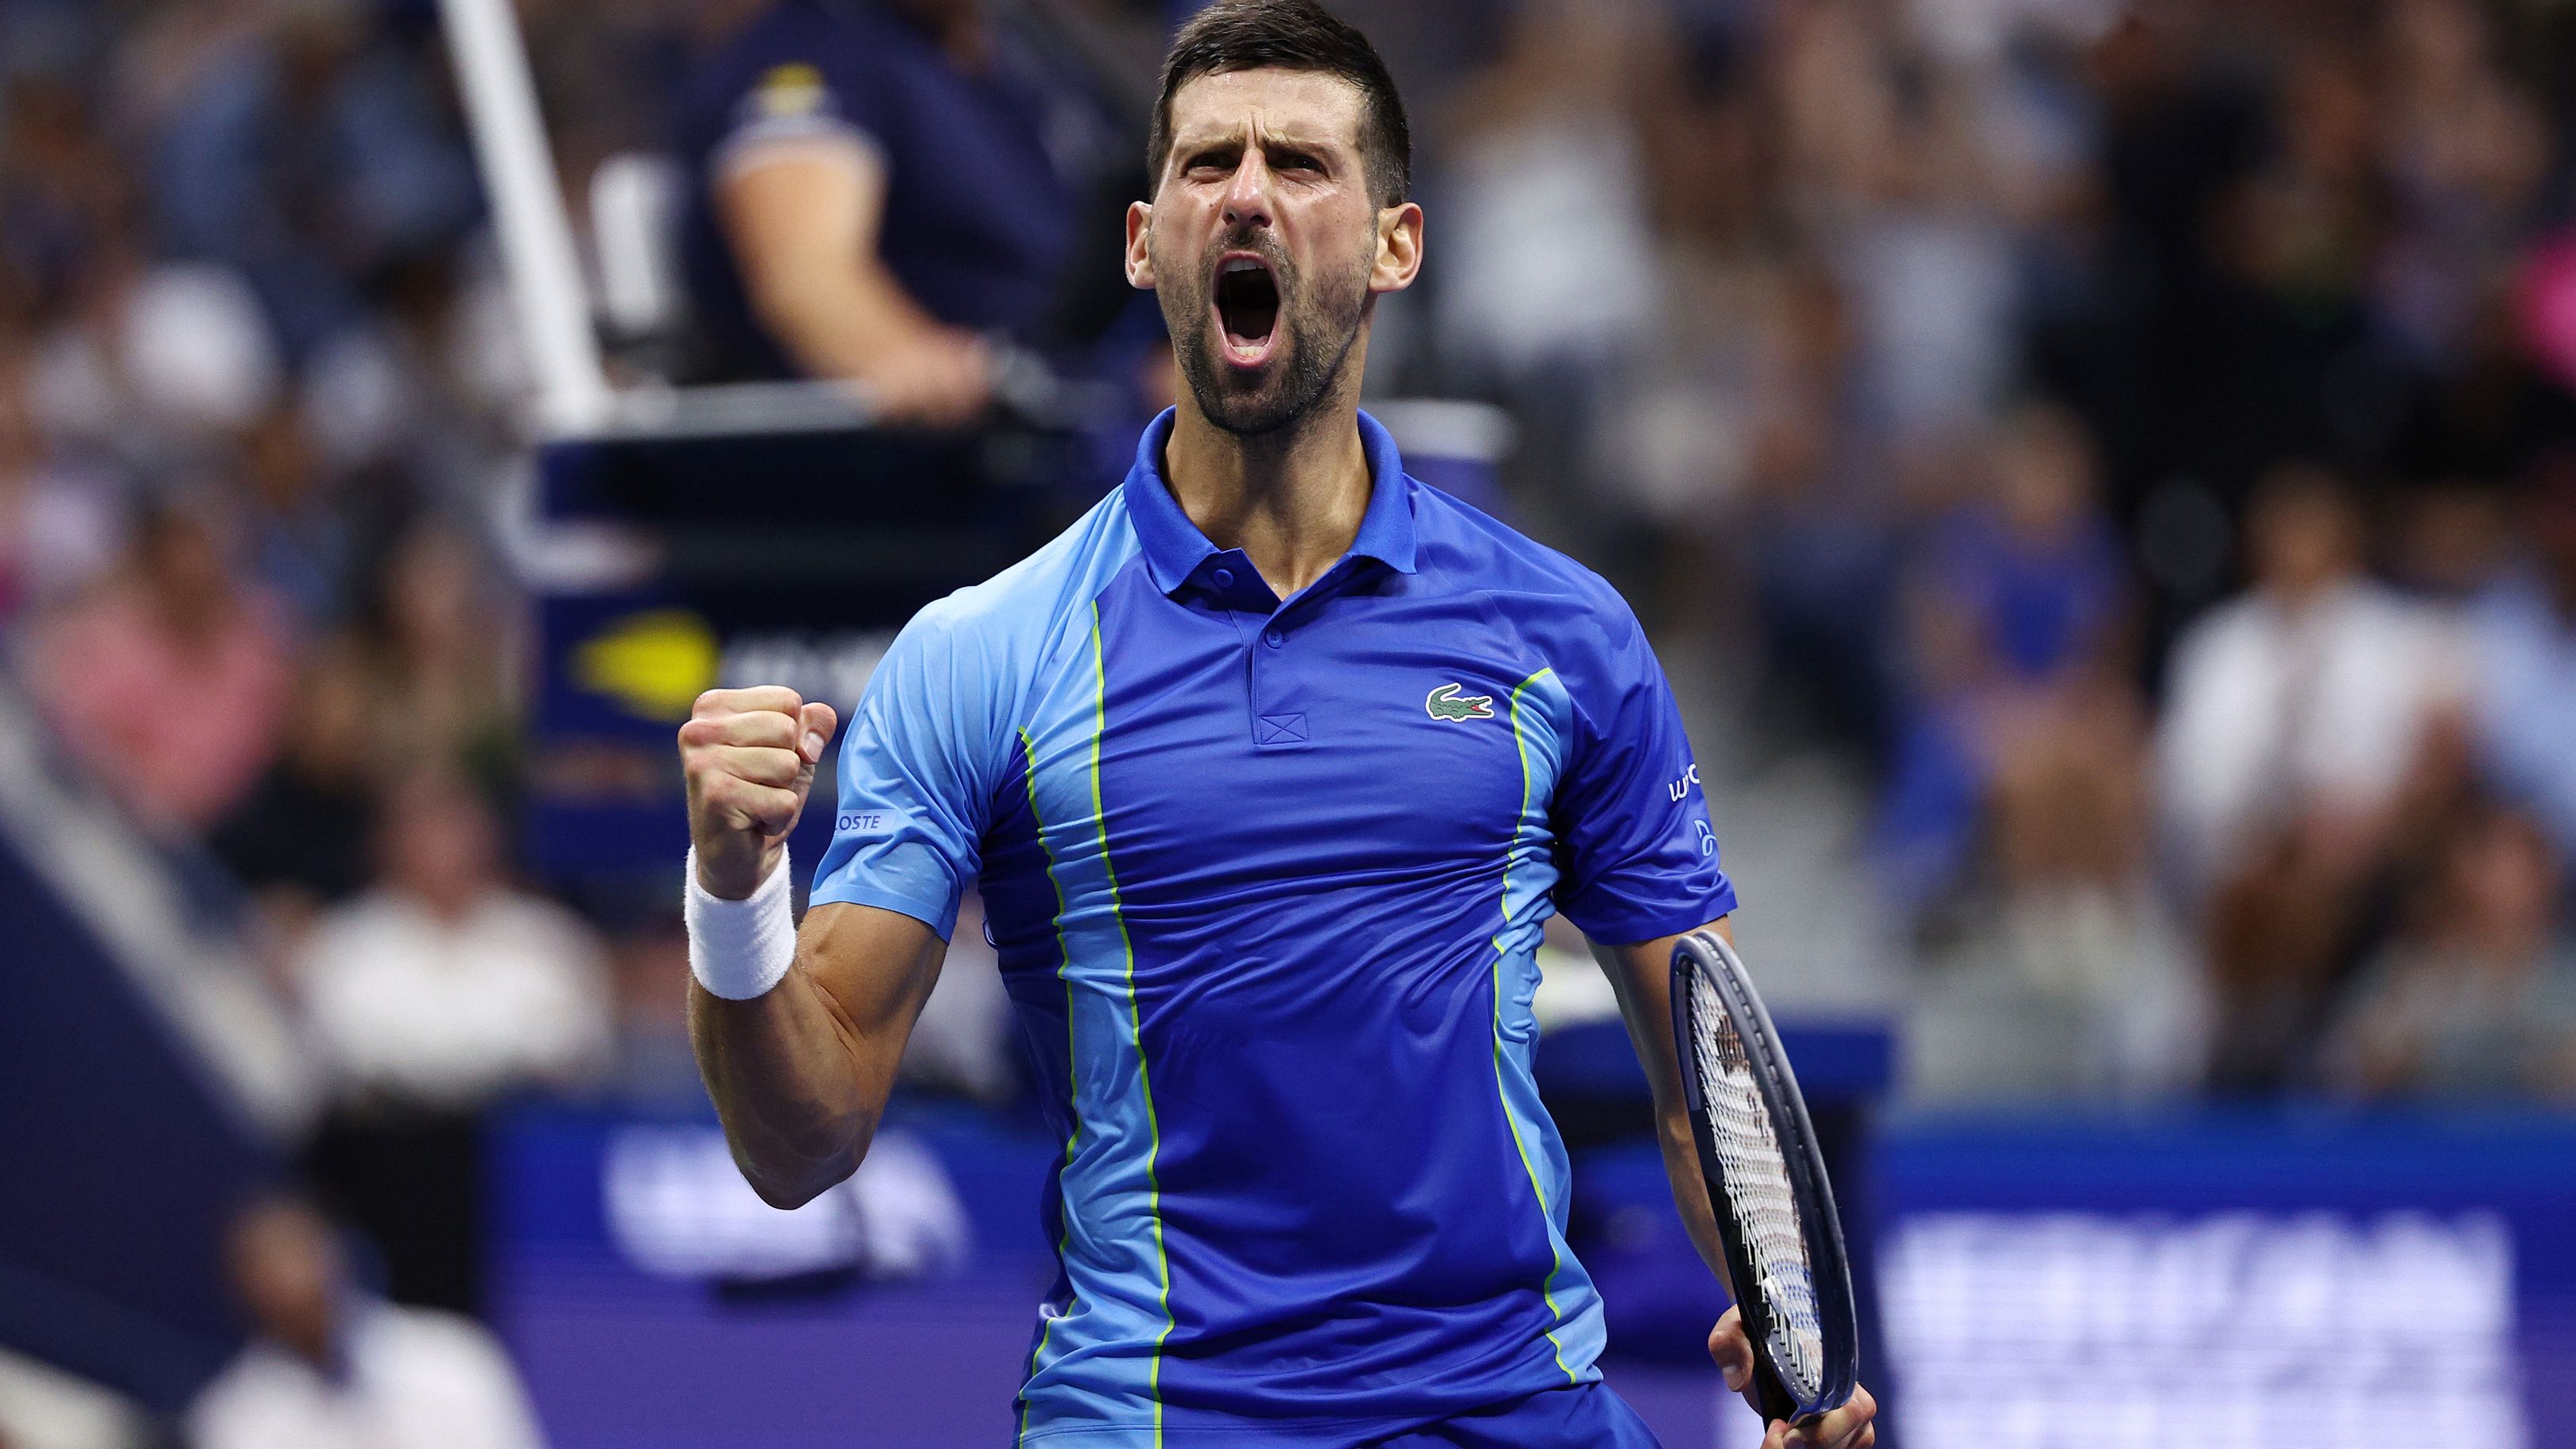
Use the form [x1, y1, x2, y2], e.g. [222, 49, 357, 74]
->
[1425, 683, 1496, 721]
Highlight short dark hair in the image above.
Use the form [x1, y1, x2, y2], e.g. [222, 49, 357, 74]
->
[1148, 0, 1411, 208]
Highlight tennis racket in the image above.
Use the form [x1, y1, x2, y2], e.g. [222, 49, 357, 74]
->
[1669, 930, 1859, 1426]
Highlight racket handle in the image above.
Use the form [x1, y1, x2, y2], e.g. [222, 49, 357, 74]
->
[1752, 1362, 1798, 1428]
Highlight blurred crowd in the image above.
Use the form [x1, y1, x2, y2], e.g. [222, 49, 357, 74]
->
[5, 0, 2576, 1441]
[2, 2, 2574, 1307]
[1348, 0, 2576, 1105]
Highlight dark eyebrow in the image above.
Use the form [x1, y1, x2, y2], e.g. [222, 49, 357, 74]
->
[1170, 128, 1346, 169]
[1263, 138, 1331, 165]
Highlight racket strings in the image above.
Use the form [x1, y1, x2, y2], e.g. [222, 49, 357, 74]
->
[1686, 968, 1828, 1400]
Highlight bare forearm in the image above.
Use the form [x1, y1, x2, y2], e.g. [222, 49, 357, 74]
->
[1599, 919, 1742, 1297]
[688, 969, 884, 1208]
[1605, 922, 1883, 1442]
[1654, 1104, 1737, 1296]
[749, 257, 947, 383]
[678, 686, 944, 1209]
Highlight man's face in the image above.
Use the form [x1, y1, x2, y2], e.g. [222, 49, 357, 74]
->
[380, 775, 499, 917]
[228, 1201, 343, 1361]
[1128, 69, 1420, 436]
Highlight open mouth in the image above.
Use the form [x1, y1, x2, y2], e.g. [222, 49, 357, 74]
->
[1214, 254, 1280, 366]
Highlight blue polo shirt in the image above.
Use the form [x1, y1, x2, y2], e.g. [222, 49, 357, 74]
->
[675, 0, 1078, 381]
[814, 410, 1737, 1442]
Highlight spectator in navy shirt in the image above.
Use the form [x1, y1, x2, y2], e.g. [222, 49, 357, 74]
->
[676, 0, 1088, 423]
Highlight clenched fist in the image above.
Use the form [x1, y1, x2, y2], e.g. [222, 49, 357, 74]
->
[680, 686, 840, 899]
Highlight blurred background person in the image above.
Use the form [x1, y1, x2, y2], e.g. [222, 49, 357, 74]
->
[2469, 453, 2576, 878]
[186, 1192, 548, 1449]
[5, 0, 2576, 1440]
[2156, 463, 2466, 1089]
[210, 651, 379, 915]
[2318, 802, 2576, 1100]
[1893, 406, 2201, 1100]
[27, 495, 294, 835]
[1432, 0, 1662, 538]
[293, 769, 609, 1113]
[675, 0, 1129, 423]
[209, 650, 382, 1004]
[0, 348, 47, 623]
[122, 0, 478, 365]
[1878, 404, 2137, 913]
[295, 769, 611, 1316]
[337, 521, 519, 789]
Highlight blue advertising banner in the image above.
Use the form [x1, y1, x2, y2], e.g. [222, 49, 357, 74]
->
[484, 1023, 1890, 1449]
[485, 1102, 1755, 1449]
[491, 1101, 2576, 1449]
[1875, 1111, 2576, 1449]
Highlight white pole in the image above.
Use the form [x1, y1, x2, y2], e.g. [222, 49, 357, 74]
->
[437, 0, 612, 438]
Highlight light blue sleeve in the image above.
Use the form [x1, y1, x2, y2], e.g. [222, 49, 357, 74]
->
[809, 605, 1005, 938]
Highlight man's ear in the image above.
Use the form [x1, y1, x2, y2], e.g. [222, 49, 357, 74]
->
[1125, 200, 1156, 290]
[1370, 201, 1424, 294]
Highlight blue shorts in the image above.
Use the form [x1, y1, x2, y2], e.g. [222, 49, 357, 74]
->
[1364, 1383, 1666, 1449]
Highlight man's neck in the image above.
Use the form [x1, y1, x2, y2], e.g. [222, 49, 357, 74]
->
[1162, 396, 1372, 600]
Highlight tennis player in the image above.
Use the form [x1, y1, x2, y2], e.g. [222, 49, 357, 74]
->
[678, 3, 1878, 1444]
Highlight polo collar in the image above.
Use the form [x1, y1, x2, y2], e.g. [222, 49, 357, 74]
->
[1122, 408, 1420, 596]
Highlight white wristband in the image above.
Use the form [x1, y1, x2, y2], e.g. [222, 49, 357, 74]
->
[685, 847, 798, 1000]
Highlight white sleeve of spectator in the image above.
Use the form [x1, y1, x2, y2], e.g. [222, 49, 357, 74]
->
[685, 847, 798, 1000]
[711, 122, 883, 190]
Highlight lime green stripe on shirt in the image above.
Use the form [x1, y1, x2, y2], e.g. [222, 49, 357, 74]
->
[1018, 724, 1079, 1447]
[1090, 608, 1175, 1438]
[1493, 668, 1576, 1383]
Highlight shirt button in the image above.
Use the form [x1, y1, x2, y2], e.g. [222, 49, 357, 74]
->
[1211, 568, 1234, 589]
[1262, 627, 1284, 648]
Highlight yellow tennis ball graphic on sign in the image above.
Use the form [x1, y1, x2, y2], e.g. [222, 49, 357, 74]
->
[573, 609, 719, 721]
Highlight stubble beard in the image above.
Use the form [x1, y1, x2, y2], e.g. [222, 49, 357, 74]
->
[1164, 233, 1373, 438]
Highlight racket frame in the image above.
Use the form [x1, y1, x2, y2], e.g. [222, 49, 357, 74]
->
[1669, 929, 1859, 1425]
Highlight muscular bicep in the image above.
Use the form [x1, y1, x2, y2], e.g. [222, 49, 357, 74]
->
[798, 899, 946, 1043]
